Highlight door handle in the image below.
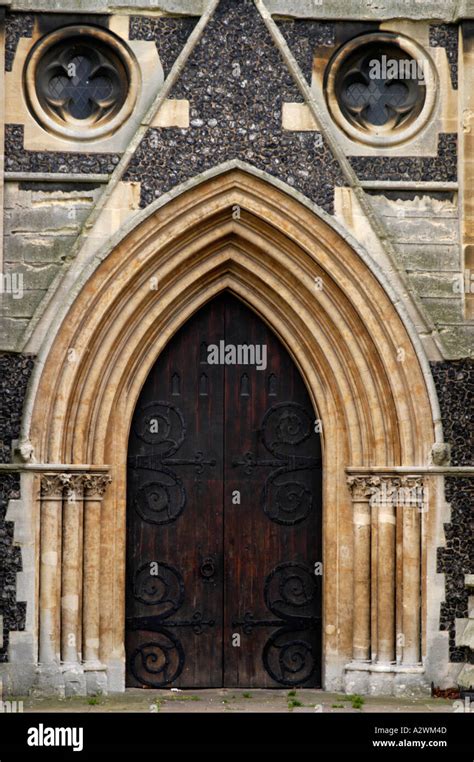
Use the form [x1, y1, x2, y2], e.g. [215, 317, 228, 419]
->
[199, 556, 216, 581]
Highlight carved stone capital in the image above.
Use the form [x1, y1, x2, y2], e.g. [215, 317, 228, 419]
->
[346, 475, 382, 501]
[83, 473, 112, 499]
[40, 473, 66, 498]
[61, 474, 86, 500]
[347, 474, 426, 507]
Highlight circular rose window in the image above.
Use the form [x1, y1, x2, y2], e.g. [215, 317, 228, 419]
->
[325, 33, 436, 146]
[24, 26, 139, 140]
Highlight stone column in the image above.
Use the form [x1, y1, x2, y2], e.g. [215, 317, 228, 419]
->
[82, 474, 111, 694]
[347, 477, 375, 662]
[61, 475, 84, 667]
[39, 474, 64, 666]
[373, 478, 396, 665]
[399, 477, 423, 665]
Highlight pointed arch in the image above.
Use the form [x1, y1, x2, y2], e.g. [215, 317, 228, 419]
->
[27, 169, 437, 690]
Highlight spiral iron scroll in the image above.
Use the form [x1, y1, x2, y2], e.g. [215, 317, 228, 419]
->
[233, 402, 321, 526]
[233, 562, 320, 686]
[128, 562, 215, 687]
[129, 402, 216, 526]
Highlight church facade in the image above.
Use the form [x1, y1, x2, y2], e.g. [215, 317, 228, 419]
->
[0, 0, 473, 698]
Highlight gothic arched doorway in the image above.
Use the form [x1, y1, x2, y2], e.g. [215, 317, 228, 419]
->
[125, 293, 322, 688]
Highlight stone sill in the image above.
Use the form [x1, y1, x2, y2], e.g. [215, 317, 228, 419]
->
[346, 466, 474, 477]
[5, 172, 110, 184]
[346, 662, 425, 674]
[1, 0, 473, 23]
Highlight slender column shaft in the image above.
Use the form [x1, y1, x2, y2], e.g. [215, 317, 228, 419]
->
[82, 475, 111, 666]
[347, 477, 373, 661]
[39, 475, 64, 664]
[61, 476, 84, 664]
[376, 484, 396, 664]
[400, 479, 423, 664]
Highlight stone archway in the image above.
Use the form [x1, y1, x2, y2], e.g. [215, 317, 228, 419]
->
[27, 169, 437, 695]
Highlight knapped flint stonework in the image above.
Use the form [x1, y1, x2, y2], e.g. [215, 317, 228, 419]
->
[5, 13, 34, 73]
[432, 360, 474, 666]
[429, 23, 458, 90]
[0, 352, 34, 464]
[0, 474, 25, 663]
[124, 0, 346, 213]
[438, 478, 474, 664]
[0, 354, 33, 662]
[349, 133, 457, 182]
[5, 125, 121, 175]
[432, 360, 474, 467]
[275, 20, 335, 82]
[129, 15, 199, 77]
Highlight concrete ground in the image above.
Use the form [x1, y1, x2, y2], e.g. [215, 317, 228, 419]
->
[12, 688, 455, 713]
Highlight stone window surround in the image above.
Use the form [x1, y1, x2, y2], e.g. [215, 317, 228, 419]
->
[325, 32, 437, 148]
[24, 25, 138, 141]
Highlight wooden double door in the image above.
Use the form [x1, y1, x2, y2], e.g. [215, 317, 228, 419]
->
[126, 294, 322, 688]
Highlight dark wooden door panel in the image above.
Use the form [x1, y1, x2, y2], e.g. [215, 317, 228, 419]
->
[126, 298, 224, 687]
[223, 297, 322, 687]
[126, 293, 322, 688]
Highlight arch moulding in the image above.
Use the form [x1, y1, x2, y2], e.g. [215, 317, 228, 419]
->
[27, 169, 437, 695]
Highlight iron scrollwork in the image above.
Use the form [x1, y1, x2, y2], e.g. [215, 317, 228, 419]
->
[232, 402, 321, 526]
[233, 562, 320, 686]
[129, 401, 216, 525]
[128, 562, 215, 687]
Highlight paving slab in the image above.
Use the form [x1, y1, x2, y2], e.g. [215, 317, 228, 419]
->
[10, 688, 455, 714]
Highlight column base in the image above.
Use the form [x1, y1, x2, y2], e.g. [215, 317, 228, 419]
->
[62, 663, 87, 697]
[84, 661, 108, 696]
[31, 662, 110, 697]
[31, 664, 66, 698]
[344, 661, 429, 697]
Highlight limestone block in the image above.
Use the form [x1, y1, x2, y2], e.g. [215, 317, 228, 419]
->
[393, 243, 461, 272]
[420, 298, 465, 324]
[408, 272, 461, 298]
